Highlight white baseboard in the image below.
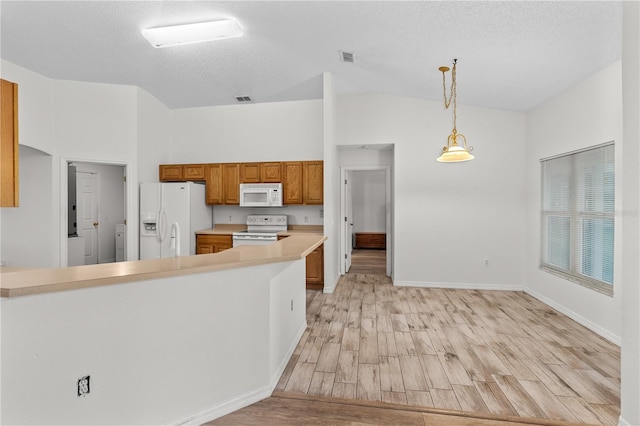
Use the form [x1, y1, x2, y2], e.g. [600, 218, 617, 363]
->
[172, 386, 272, 426]
[394, 280, 524, 292]
[618, 415, 632, 426]
[524, 287, 621, 346]
[269, 321, 308, 389]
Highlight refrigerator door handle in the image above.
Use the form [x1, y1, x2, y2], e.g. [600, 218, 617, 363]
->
[158, 210, 167, 243]
[170, 222, 181, 257]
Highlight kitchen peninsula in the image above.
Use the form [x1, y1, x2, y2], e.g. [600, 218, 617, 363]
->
[0, 234, 325, 425]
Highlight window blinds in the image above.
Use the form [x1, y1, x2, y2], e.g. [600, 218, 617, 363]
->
[540, 142, 614, 294]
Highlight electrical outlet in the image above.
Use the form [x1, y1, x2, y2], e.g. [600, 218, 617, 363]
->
[291, 299, 294, 311]
[484, 259, 490, 267]
[228, 215, 232, 223]
[304, 216, 309, 224]
[77, 375, 90, 397]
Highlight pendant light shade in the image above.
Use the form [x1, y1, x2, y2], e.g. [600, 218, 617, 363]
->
[437, 129, 475, 162]
[437, 59, 474, 162]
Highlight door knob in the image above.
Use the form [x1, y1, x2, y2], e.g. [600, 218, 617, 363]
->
[93, 222, 99, 227]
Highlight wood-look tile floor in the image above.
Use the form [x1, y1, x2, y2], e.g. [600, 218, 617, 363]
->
[275, 270, 621, 424]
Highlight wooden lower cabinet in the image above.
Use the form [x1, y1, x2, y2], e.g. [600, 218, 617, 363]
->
[354, 232, 386, 249]
[305, 244, 324, 290]
[195, 234, 233, 254]
[279, 235, 323, 289]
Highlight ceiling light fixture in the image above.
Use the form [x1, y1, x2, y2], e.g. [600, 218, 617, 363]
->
[436, 59, 474, 163]
[141, 19, 243, 48]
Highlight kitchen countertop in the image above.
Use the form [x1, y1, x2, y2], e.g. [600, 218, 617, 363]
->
[196, 224, 324, 236]
[0, 234, 326, 298]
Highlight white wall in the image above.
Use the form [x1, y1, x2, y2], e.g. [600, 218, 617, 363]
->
[524, 61, 623, 343]
[0, 61, 148, 266]
[137, 88, 172, 183]
[0, 61, 55, 155]
[351, 170, 386, 233]
[0, 146, 54, 267]
[323, 72, 340, 293]
[168, 99, 325, 229]
[212, 205, 323, 226]
[620, 2, 640, 424]
[53, 79, 139, 266]
[170, 100, 323, 163]
[336, 93, 526, 290]
[0, 260, 306, 425]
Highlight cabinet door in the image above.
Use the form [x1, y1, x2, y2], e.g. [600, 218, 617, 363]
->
[159, 165, 183, 181]
[196, 244, 214, 254]
[241, 163, 261, 183]
[205, 164, 223, 205]
[0, 79, 18, 207]
[183, 164, 205, 180]
[196, 235, 232, 254]
[283, 162, 303, 205]
[223, 163, 240, 204]
[303, 161, 323, 204]
[260, 162, 282, 183]
[306, 244, 324, 289]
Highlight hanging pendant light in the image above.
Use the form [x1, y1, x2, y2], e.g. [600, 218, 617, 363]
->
[437, 59, 474, 162]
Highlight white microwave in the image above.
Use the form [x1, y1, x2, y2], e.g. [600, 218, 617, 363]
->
[239, 183, 283, 207]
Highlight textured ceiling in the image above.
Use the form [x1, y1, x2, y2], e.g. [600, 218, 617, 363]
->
[0, 1, 622, 112]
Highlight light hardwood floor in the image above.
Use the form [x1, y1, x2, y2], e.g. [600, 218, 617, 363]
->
[210, 251, 620, 425]
[274, 269, 620, 424]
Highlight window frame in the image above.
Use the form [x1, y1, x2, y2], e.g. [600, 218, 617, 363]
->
[539, 141, 615, 296]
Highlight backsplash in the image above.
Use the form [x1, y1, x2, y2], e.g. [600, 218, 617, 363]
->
[212, 205, 323, 226]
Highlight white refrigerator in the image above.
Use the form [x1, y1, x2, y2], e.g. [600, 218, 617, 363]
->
[139, 182, 212, 259]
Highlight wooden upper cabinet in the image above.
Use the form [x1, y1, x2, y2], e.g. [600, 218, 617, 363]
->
[183, 164, 205, 180]
[205, 164, 223, 205]
[165, 160, 320, 205]
[283, 162, 303, 205]
[1, 79, 19, 207]
[260, 162, 282, 183]
[303, 161, 323, 204]
[222, 163, 240, 204]
[242, 162, 282, 183]
[240, 163, 261, 183]
[159, 164, 183, 181]
[160, 164, 205, 181]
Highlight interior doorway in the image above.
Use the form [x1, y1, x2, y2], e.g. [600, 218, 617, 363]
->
[340, 165, 392, 277]
[62, 159, 129, 266]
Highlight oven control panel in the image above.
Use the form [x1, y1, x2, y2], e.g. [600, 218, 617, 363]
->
[246, 215, 288, 226]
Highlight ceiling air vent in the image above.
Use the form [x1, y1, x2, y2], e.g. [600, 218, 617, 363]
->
[339, 50, 355, 63]
[235, 96, 252, 103]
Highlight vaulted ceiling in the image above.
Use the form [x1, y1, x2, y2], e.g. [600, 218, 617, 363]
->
[0, 1, 622, 112]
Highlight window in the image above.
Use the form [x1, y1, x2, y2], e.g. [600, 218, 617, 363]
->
[540, 142, 614, 295]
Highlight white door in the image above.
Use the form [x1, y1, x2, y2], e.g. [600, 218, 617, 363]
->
[77, 171, 100, 265]
[344, 171, 353, 273]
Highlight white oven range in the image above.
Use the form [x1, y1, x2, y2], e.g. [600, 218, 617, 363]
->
[232, 214, 288, 247]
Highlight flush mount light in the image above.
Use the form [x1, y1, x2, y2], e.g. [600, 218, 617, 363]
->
[141, 19, 243, 48]
[436, 59, 474, 163]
